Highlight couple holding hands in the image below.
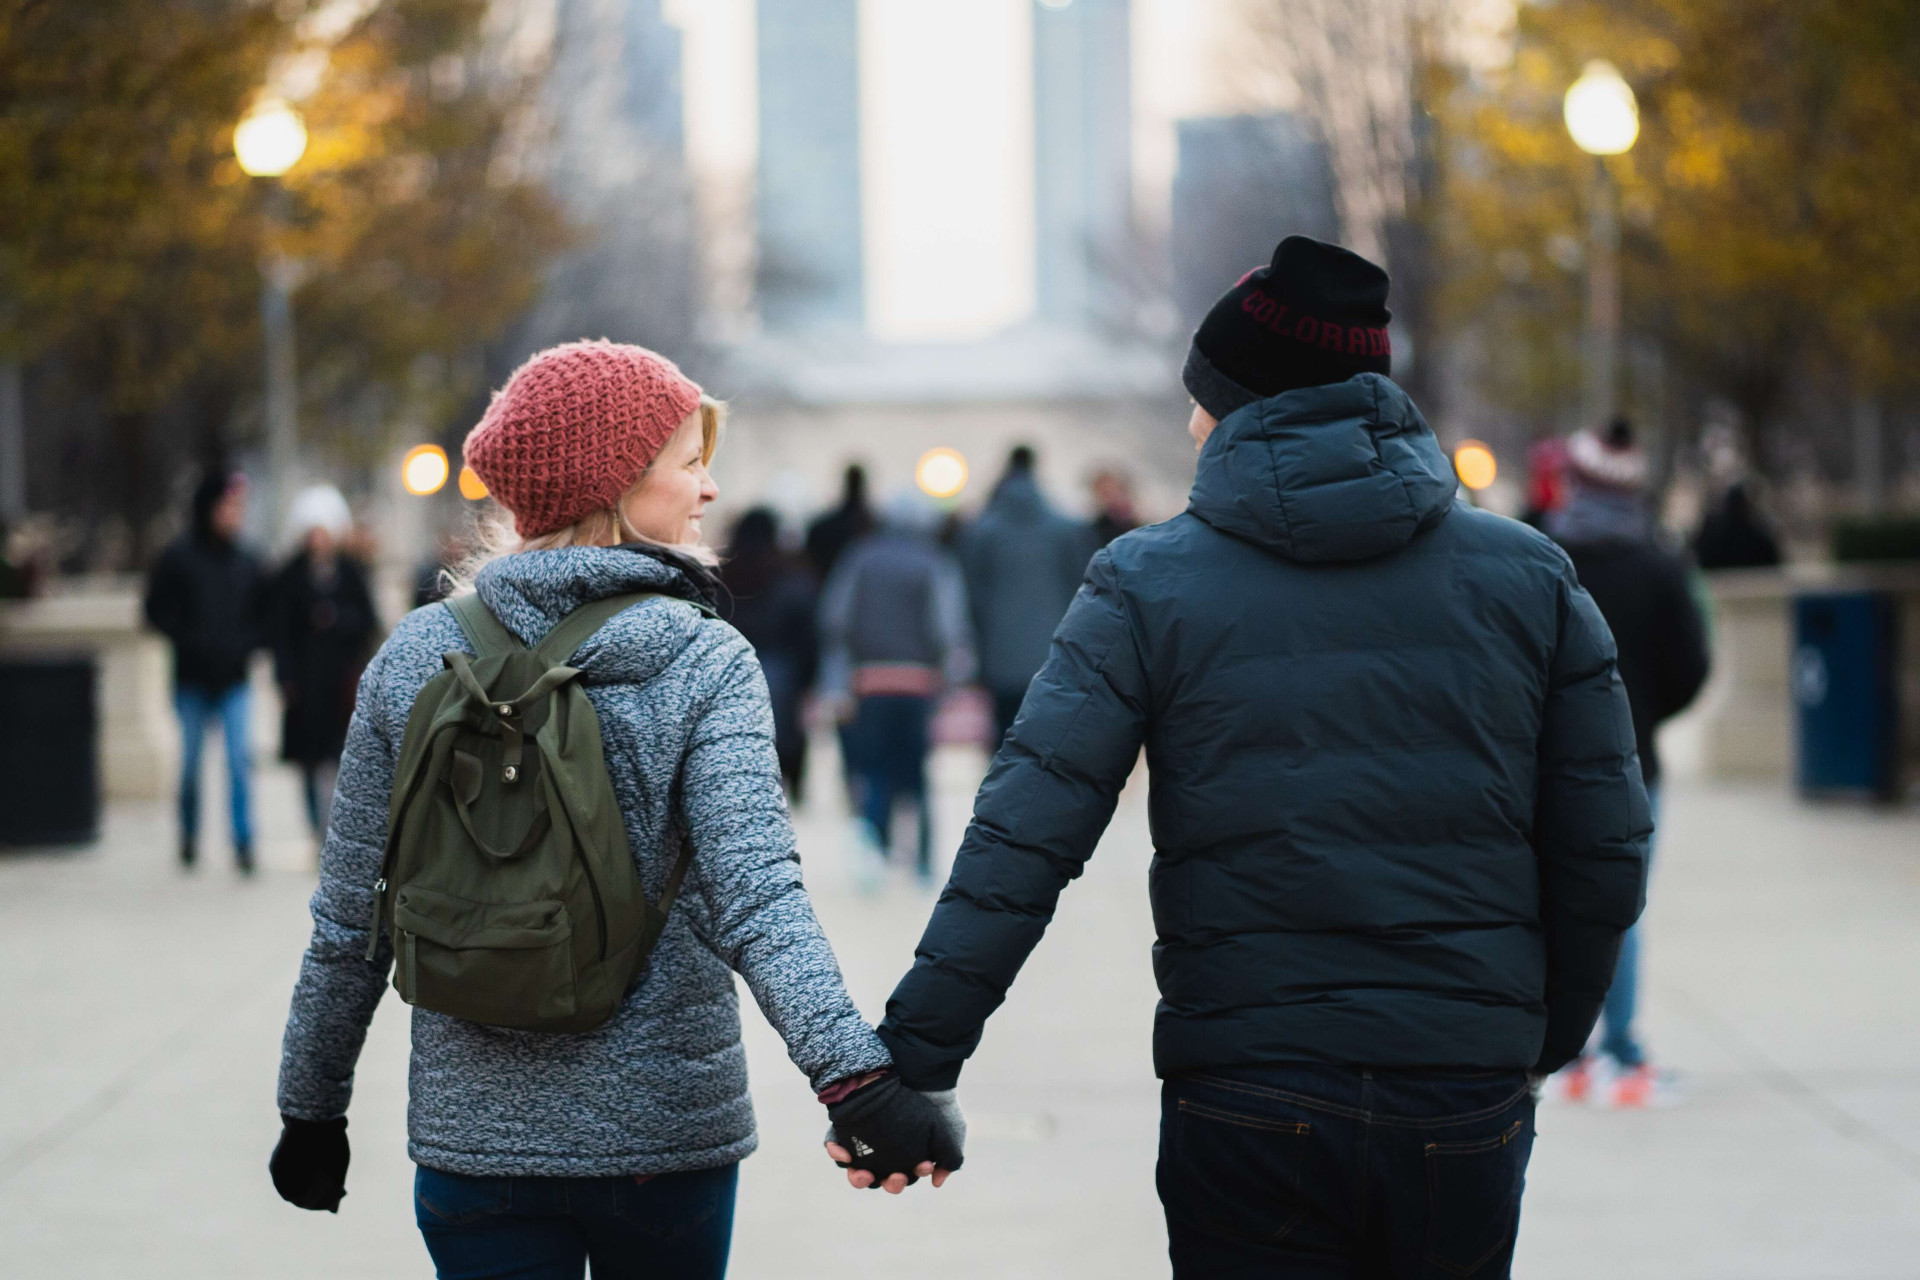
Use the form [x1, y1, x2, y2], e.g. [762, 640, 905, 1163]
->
[272, 239, 1648, 1280]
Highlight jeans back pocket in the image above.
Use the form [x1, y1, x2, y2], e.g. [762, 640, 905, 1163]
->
[1165, 1094, 1316, 1246]
[1422, 1115, 1530, 1276]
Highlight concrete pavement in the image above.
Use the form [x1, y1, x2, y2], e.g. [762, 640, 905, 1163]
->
[3, 739, 1919, 1278]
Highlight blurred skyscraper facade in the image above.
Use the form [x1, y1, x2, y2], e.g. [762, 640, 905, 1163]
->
[1033, 0, 1134, 330]
[755, 0, 866, 331]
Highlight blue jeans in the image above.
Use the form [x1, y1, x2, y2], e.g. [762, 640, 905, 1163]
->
[414, 1164, 737, 1280]
[1159, 1064, 1535, 1278]
[175, 683, 252, 852]
[849, 695, 933, 874]
[1598, 783, 1660, 1068]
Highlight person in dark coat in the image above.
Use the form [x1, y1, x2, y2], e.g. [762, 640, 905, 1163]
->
[818, 489, 974, 886]
[804, 463, 874, 583]
[869, 238, 1649, 1277]
[1693, 479, 1783, 569]
[721, 507, 820, 800]
[1086, 467, 1141, 549]
[271, 486, 378, 841]
[959, 447, 1090, 747]
[143, 468, 269, 871]
[1547, 422, 1709, 1106]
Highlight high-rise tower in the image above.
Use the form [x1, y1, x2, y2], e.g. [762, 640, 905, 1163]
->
[756, 0, 865, 330]
[1032, 0, 1132, 329]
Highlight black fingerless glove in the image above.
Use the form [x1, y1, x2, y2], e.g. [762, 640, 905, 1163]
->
[270, 1115, 349, 1212]
[826, 1075, 964, 1188]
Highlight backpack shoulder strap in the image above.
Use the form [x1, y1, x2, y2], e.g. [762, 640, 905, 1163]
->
[534, 592, 666, 666]
[446, 592, 522, 659]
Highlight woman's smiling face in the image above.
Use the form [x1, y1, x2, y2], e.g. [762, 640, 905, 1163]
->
[619, 411, 719, 546]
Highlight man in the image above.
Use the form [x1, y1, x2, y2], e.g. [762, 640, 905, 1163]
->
[144, 468, 268, 872]
[959, 446, 1089, 747]
[1548, 420, 1710, 1107]
[872, 238, 1650, 1276]
[818, 489, 974, 886]
[805, 462, 875, 583]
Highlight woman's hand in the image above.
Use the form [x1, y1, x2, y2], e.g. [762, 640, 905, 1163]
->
[823, 1142, 949, 1193]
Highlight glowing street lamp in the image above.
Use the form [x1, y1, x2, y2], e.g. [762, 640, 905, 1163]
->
[234, 99, 309, 177]
[1563, 61, 1638, 157]
[237, 98, 309, 529]
[1453, 441, 1498, 492]
[457, 465, 490, 500]
[915, 448, 969, 499]
[402, 445, 450, 496]
[1564, 61, 1637, 431]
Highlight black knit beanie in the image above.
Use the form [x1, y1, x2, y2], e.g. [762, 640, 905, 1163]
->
[1182, 236, 1393, 420]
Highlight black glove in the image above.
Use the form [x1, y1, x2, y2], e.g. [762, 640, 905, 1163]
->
[270, 1115, 349, 1212]
[826, 1075, 964, 1189]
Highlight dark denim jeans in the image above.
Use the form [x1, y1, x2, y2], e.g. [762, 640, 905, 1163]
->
[414, 1163, 737, 1280]
[847, 694, 933, 873]
[1159, 1064, 1534, 1279]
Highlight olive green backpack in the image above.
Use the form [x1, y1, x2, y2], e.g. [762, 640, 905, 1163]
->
[362, 591, 697, 1033]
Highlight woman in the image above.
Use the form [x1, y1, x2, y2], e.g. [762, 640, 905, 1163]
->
[269, 342, 960, 1279]
[271, 485, 378, 842]
[718, 507, 818, 799]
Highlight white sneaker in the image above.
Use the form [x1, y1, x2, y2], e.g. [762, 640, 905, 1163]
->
[850, 821, 886, 895]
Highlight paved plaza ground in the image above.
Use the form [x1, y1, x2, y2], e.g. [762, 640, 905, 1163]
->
[3, 736, 1919, 1278]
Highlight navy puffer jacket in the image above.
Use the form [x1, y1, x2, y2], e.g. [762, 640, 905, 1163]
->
[878, 374, 1649, 1084]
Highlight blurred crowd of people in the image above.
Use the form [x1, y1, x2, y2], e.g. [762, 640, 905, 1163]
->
[135, 451, 1138, 883]
[721, 452, 1139, 888]
[142, 469, 378, 872]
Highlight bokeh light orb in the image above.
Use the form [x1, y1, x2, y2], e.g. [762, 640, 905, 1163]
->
[402, 444, 450, 496]
[1563, 61, 1639, 156]
[234, 100, 309, 178]
[1453, 441, 1498, 491]
[457, 465, 489, 501]
[915, 448, 969, 500]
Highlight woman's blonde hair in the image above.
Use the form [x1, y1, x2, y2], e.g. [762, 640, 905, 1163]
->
[445, 396, 725, 596]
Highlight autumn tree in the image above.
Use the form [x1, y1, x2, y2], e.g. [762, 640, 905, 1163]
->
[1435, 0, 1920, 472]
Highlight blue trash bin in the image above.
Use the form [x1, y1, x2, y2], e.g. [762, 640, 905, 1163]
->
[0, 655, 100, 844]
[1792, 592, 1900, 799]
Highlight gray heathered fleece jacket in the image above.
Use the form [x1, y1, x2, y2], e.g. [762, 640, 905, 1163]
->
[276, 546, 892, 1177]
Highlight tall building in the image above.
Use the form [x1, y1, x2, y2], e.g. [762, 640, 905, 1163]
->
[756, 0, 865, 330]
[1172, 113, 1339, 333]
[1032, 0, 1132, 329]
[504, 0, 695, 362]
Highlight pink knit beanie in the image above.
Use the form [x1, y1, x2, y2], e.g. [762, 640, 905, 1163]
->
[463, 340, 703, 538]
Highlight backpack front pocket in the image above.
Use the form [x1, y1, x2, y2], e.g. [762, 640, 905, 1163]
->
[392, 885, 576, 1028]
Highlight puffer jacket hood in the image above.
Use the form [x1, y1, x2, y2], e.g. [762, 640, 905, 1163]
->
[1188, 372, 1457, 563]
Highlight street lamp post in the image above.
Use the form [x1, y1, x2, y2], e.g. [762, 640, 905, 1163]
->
[234, 99, 309, 530]
[1564, 61, 1638, 431]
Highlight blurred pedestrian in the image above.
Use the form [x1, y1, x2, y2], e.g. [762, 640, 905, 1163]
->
[868, 238, 1648, 1276]
[960, 446, 1088, 748]
[1087, 467, 1141, 548]
[819, 488, 974, 886]
[721, 507, 819, 800]
[272, 342, 955, 1269]
[271, 486, 378, 844]
[804, 463, 874, 582]
[1548, 419, 1710, 1107]
[1522, 436, 1571, 529]
[1693, 480, 1783, 569]
[143, 468, 267, 872]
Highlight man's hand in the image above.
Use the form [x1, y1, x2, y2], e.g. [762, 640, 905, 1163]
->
[823, 1143, 949, 1193]
[821, 1075, 965, 1194]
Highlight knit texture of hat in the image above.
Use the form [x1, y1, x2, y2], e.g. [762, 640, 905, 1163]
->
[1183, 236, 1393, 421]
[464, 341, 703, 539]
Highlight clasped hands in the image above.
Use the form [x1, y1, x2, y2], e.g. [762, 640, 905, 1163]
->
[822, 1073, 965, 1195]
